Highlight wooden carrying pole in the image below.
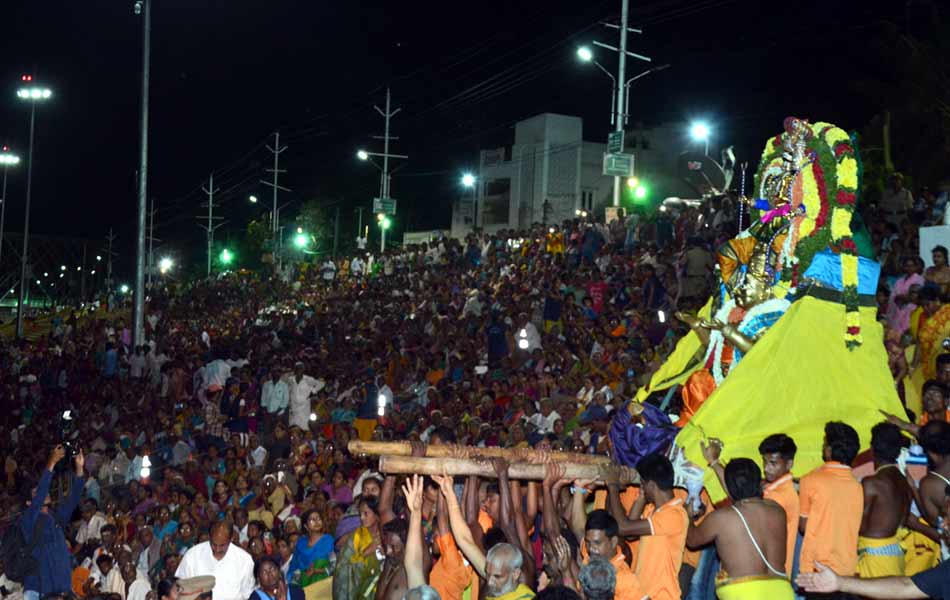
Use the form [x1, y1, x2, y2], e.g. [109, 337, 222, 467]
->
[379, 455, 639, 485]
[348, 440, 613, 466]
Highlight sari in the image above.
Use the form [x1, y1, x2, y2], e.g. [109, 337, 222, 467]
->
[331, 527, 380, 600]
[886, 273, 924, 334]
[915, 304, 950, 380]
[287, 533, 334, 586]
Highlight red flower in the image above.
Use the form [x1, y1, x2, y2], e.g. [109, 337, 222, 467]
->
[847, 326, 861, 335]
[834, 143, 853, 157]
[772, 135, 783, 148]
[812, 162, 829, 228]
[841, 238, 857, 252]
[836, 190, 856, 205]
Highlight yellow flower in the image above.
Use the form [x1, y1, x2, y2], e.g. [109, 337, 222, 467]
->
[845, 310, 861, 327]
[831, 208, 852, 241]
[838, 157, 858, 190]
[823, 127, 850, 148]
[841, 254, 859, 287]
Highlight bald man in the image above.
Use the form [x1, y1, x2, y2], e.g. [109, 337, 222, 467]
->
[176, 521, 255, 600]
[485, 543, 535, 600]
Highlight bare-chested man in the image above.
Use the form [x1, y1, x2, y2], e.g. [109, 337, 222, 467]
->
[686, 458, 794, 599]
[912, 421, 950, 547]
[857, 422, 913, 578]
[375, 518, 409, 600]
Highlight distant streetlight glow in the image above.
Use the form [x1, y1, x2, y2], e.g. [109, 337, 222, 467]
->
[690, 122, 710, 142]
[379, 216, 391, 230]
[158, 257, 173, 274]
[577, 46, 593, 62]
[690, 121, 711, 155]
[626, 177, 639, 189]
[120, 284, 130, 293]
[249, 195, 258, 204]
[294, 233, 308, 249]
[96, 255, 102, 261]
[219, 248, 234, 265]
[461, 173, 476, 188]
[0, 152, 20, 166]
[357, 150, 369, 161]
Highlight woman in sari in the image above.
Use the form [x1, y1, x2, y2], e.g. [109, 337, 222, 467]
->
[287, 509, 334, 588]
[332, 496, 382, 600]
[912, 287, 950, 382]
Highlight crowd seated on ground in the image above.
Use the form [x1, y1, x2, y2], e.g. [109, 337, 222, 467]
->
[0, 191, 948, 600]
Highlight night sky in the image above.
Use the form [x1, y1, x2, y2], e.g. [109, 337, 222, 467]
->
[0, 0, 924, 276]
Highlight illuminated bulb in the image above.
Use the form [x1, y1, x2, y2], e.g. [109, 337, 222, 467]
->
[518, 338, 530, 350]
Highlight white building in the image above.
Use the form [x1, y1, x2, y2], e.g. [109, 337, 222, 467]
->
[451, 113, 693, 237]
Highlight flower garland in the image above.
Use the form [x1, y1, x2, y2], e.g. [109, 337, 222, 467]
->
[702, 297, 792, 384]
[753, 119, 862, 348]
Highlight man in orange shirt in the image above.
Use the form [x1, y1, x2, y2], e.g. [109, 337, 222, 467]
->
[798, 421, 863, 580]
[606, 454, 689, 600]
[576, 510, 647, 600]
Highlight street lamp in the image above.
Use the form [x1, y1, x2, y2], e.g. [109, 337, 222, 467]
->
[690, 121, 711, 156]
[0, 147, 21, 268]
[357, 150, 369, 161]
[15, 75, 52, 338]
[293, 232, 308, 249]
[120, 284, 130, 294]
[461, 173, 476, 188]
[577, 46, 594, 62]
[248, 195, 258, 204]
[461, 173, 478, 230]
[158, 256, 173, 274]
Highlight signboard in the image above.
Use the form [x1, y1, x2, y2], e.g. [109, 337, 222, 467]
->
[607, 131, 624, 154]
[373, 197, 397, 215]
[602, 153, 635, 177]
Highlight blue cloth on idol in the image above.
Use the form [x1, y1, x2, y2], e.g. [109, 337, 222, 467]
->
[609, 401, 679, 468]
[802, 249, 880, 294]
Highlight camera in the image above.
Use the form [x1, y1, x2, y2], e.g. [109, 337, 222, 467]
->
[61, 410, 80, 457]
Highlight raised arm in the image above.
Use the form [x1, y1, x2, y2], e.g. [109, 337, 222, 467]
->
[602, 466, 651, 538]
[569, 479, 590, 544]
[379, 475, 397, 525]
[509, 481, 531, 558]
[402, 474, 427, 589]
[434, 473, 486, 578]
[26, 446, 64, 530]
[541, 463, 566, 540]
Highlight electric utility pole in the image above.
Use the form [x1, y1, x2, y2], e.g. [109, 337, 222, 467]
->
[132, 0, 151, 348]
[105, 229, 117, 288]
[261, 131, 290, 267]
[198, 173, 225, 277]
[146, 197, 160, 288]
[366, 88, 407, 253]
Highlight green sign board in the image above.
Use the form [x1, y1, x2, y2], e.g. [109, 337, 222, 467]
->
[602, 153, 635, 177]
[373, 197, 397, 215]
[607, 131, 624, 154]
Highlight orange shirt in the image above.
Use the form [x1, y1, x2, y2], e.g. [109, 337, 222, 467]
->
[799, 462, 863, 576]
[763, 473, 799, 575]
[431, 533, 478, 600]
[478, 509, 494, 534]
[635, 497, 689, 600]
[607, 549, 648, 600]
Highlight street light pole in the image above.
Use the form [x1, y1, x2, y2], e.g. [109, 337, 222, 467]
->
[132, 0, 151, 348]
[610, 0, 629, 208]
[16, 88, 43, 339]
[0, 149, 20, 269]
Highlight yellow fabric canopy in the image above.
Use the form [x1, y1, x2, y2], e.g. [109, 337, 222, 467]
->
[675, 295, 904, 502]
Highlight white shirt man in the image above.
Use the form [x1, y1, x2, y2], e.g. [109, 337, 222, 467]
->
[202, 359, 232, 392]
[260, 378, 289, 416]
[356, 236, 367, 250]
[76, 510, 108, 545]
[320, 260, 337, 282]
[283, 369, 324, 430]
[176, 539, 255, 600]
[351, 256, 365, 276]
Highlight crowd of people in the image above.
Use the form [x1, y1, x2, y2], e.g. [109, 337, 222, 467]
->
[0, 189, 948, 600]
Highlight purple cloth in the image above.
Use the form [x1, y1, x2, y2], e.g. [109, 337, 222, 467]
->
[609, 401, 679, 468]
